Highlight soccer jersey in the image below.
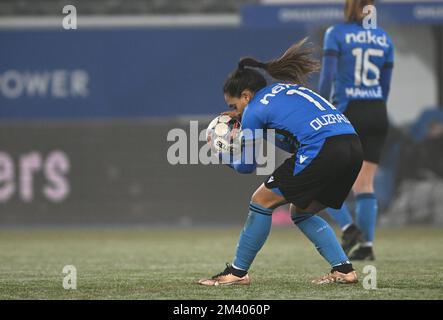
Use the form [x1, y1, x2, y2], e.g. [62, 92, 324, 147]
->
[323, 22, 394, 112]
[235, 83, 356, 174]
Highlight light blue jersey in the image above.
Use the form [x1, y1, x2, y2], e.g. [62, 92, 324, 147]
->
[323, 22, 394, 112]
[227, 83, 356, 174]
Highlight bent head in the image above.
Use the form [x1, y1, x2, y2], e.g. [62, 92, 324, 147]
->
[223, 68, 266, 115]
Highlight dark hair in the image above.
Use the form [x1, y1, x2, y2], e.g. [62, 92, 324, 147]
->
[345, 0, 375, 23]
[223, 37, 320, 97]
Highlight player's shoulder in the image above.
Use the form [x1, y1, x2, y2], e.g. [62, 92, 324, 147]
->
[250, 83, 300, 107]
[243, 87, 269, 119]
[376, 26, 393, 44]
[325, 23, 348, 37]
[375, 25, 388, 33]
[366, 26, 394, 51]
[249, 85, 274, 107]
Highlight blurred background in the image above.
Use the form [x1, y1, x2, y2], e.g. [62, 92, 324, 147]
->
[1, 0, 443, 228]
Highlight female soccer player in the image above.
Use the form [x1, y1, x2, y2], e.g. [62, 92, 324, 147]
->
[319, 0, 394, 260]
[198, 38, 363, 286]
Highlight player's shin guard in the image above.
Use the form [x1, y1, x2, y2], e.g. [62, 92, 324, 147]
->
[292, 213, 350, 267]
[232, 202, 273, 271]
[355, 193, 377, 246]
[326, 204, 353, 230]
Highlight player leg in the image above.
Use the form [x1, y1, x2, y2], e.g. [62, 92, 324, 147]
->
[349, 161, 378, 260]
[290, 203, 357, 284]
[198, 183, 287, 286]
[345, 100, 388, 260]
[326, 204, 363, 254]
[326, 205, 353, 231]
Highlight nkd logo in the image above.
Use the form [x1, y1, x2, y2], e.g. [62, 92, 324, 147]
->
[0, 70, 89, 99]
[345, 31, 389, 48]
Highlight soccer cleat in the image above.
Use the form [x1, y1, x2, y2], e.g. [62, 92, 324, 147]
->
[341, 224, 364, 254]
[198, 263, 251, 286]
[349, 246, 375, 261]
[311, 270, 358, 285]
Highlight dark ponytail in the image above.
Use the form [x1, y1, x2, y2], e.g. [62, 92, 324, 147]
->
[223, 38, 320, 97]
[238, 58, 266, 70]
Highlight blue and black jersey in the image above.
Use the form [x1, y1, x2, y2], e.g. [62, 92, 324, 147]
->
[224, 83, 356, 174]
[319, 22, 394, 112]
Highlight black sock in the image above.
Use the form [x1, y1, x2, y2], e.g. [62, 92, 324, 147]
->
[231, 266, 248, 277]
[332, 263, 354, 274]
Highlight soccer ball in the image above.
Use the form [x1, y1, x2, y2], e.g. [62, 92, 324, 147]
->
[206, 115, 242, 155]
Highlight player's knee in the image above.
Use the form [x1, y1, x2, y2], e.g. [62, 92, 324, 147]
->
[353, 181, 374, 193]
[353, 164, 376, 193]
[250, 187, 277, 209]
[250, 191, 260, 205]
[251, 194, 284, 210]
[250, 194, 273, 209]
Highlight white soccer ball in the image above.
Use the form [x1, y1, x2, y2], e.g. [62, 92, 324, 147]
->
[206, 115, 242, 155]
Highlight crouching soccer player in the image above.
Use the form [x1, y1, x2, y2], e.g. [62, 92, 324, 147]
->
[198, 39, 363, 286]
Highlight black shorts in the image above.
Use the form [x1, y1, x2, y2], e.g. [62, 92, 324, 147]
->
[344, 99, 388, 164]
[264, 134, 363, 209]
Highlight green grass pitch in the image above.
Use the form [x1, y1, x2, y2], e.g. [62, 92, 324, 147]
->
[0, 227, 442, 299]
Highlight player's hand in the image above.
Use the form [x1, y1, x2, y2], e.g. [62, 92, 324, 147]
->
[221, 110, 241, 120]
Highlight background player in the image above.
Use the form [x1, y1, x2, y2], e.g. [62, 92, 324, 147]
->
[319, 0, 394, 260]
[199, 39, 363, 286]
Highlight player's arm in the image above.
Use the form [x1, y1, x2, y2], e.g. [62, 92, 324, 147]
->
[318, 26, 339, 100]
[380, 65, 393, 101]
[220, 108, 263, 174]
[380, 40, 394, 101]
[220, 138, 257, 174]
